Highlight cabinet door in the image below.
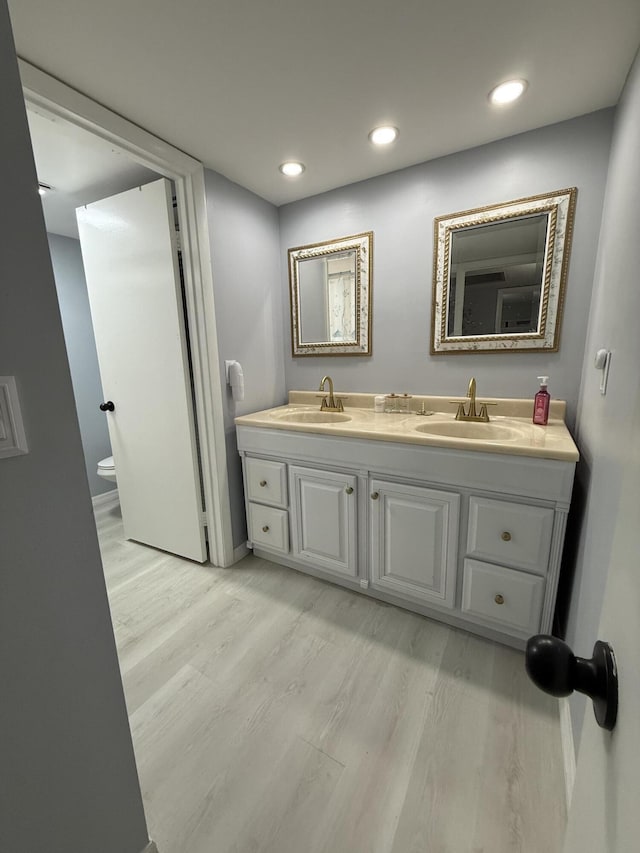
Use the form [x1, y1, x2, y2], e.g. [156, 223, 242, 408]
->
[289, 465, 358, 578]
[370, 479, 460, 609]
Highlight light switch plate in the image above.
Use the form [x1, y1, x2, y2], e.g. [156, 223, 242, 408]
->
[0, 376, 29, 458]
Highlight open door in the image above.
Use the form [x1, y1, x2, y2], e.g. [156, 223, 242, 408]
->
[77, 178, 207, 563]
[562, 392, 640, 851]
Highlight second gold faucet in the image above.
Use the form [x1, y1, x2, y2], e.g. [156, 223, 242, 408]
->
[451, 377, 494, 422]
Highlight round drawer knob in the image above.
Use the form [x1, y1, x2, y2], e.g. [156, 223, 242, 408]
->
[501, 531, 512, 542]
[371, 491, 379, 500]
[262, 525, 270, 533]
[345, 486, 354, 495]
[259, 480, 267, 487]
[495, 594, 505, 605]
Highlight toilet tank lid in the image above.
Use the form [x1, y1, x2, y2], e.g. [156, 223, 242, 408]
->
[98, 456, 115, 469]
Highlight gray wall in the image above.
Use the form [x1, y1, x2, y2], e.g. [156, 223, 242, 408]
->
[279, 110, 614, 428]
[205, 169, 285, 548]
[48, 233, 115, 497]
[0, 4, 150, 851]
[565, 49, 640, 748]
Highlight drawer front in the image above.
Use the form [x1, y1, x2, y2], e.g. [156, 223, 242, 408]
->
[461, 559, 545, 635]
[466, 496, 553, 575]
[248, 503, 289, 554]
[246, 458, 288, 508]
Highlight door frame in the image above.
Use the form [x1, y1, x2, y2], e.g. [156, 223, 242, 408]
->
[19, 59, 234, 567]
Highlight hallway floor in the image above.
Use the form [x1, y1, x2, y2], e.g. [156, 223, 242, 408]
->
[96, 498, 567, 853]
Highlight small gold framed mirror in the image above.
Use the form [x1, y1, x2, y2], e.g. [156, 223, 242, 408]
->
[288, 232, 373, 357]
[431, 188, 577, 354]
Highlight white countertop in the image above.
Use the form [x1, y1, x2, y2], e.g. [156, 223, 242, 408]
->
[234, 391, 579, 462]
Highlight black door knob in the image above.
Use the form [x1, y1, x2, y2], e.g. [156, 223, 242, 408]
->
[525, 634, 618, 731]
[99, 401, 115, 412]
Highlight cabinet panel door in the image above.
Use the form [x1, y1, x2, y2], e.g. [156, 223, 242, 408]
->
[289, 465, 358, 577]
[370, 479, 460, 608]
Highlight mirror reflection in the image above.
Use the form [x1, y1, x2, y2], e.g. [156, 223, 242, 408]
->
[447, 214, 548, 337]
[432, 189, 577, 354]
[299, 250, 357, 344]
[289, 232, 373, 357]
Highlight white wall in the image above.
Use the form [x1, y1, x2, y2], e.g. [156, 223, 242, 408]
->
[48, 233, 114, 497]
[0, 5, 150, 851]
[205, 169, 285, 547]
[564, 48, 640, 749]
[279, 110, 614, 428]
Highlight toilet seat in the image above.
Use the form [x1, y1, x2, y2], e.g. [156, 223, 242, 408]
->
[97, 455, 117, 483]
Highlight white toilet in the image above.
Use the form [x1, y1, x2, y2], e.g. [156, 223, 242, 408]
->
[97, 455, 117, 483]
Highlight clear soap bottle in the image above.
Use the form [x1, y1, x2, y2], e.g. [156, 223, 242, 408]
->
[533, 376, 550, 425]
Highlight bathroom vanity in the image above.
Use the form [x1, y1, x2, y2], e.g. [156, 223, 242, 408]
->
[235, 391, 578, 649]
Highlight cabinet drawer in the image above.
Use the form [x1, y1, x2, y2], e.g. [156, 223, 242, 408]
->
[248, 503, 289, 554]
[461, 559, 545, 635]
[466, 496, 553, 575]
[245, 458, 288, 508]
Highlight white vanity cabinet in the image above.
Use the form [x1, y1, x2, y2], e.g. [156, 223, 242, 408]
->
[237, 425, 575, 649]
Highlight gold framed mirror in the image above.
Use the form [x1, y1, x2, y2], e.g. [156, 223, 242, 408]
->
[288, 231, 373, 357]
[431, 188, 577, 354]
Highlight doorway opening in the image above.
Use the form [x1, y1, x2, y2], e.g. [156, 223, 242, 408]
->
[20, 58, 234, 567]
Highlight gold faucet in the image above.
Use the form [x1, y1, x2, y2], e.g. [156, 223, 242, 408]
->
[451, 377, 493, 422]
[318, 375, 344, 412]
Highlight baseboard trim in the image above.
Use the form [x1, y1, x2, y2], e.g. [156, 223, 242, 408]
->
[141, 842, 158, 853]
[560, 697, 576, 810]
[91, 488, 119, 509]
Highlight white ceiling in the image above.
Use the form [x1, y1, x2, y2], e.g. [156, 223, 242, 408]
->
[10, 0, 640, 207]
[27, 107, 157, 238]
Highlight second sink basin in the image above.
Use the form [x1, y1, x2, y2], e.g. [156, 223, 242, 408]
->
[274, 410, 352, 424]
[415, 419, 525, 441]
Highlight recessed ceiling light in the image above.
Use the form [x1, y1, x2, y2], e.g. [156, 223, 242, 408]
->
[488, 79, 528, 106]
[369, 126, 399, 146]
[279, 161, 305, 177]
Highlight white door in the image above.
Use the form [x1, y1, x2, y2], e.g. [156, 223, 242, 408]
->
[370, 478, 459, 608]
[289, 465, 358, 577]
[77, 178, 207, 562]
[563, 394, 640, 851]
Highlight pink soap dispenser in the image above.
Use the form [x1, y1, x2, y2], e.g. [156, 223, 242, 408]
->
[533, 376, 550, 425]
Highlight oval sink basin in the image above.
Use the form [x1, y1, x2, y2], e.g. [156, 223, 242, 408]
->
[275, 411, 352, 424]
[415, 420, 524, 441]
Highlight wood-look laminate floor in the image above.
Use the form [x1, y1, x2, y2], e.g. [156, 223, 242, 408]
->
[96, 500, 567, 853]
